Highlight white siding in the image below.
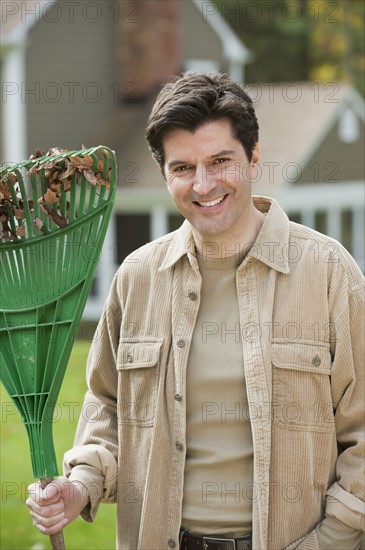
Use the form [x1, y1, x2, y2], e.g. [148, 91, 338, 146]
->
[180, 0, 226, 71]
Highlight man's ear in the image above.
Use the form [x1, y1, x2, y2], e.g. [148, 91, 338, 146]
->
[248, 143, 260, 182]
[251, 142, 260, 165]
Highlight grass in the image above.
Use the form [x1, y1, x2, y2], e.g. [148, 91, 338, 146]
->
[0, 340, 116, 550]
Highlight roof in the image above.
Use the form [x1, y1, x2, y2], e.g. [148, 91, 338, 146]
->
[251, 81, 365, 193]
[2, 3, 363, 193]
[191, 0, 253, 63]
[94, 81, 365, 195]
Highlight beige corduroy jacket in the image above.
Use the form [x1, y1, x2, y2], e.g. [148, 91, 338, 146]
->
[64, 197, 365, 550]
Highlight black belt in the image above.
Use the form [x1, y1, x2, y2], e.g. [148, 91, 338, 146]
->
[179, 529, 252, 550]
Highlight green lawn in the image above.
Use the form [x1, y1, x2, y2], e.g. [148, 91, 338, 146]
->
[0, 340, 116, 550]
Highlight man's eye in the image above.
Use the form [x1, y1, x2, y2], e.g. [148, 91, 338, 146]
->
[174, 165, 189, 173]
[213, 158, 229, 165]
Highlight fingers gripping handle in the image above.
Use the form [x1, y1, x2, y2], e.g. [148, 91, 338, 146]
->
[40, 477, 66, 550]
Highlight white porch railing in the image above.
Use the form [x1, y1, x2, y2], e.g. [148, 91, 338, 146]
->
[275, 182, 364, 272]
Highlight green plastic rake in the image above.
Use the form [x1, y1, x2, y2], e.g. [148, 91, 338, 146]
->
[0, 145, 117, 548]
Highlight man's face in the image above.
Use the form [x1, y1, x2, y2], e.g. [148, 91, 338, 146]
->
[163, 118, 259, 250]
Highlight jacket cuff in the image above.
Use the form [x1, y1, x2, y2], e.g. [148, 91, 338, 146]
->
[67, 464, 104, 522]
[63, 444, 118, 521]
[316, 515, 364, 549]
[326, 482, 365, 531]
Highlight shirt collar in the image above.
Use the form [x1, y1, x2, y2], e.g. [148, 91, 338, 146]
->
[159, 196, 290, 274]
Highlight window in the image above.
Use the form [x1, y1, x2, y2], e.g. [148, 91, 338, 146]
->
[338, 109, 359, 143]
[184, 59, 220, 73]
[116, 213, 150, 264]
[168, 213, 185, 232]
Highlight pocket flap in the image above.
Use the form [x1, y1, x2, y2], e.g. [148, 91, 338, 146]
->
[117, 338, 163, 370]
[272, 342, 331, 375]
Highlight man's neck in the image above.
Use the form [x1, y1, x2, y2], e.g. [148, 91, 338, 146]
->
[193, 208, 266, 260]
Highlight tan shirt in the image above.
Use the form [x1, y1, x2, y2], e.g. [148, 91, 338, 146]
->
[182, 252, 253, 535]
[63, 197, 365, 549]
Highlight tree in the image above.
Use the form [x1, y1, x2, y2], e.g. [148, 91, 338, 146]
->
[212, 0, 364, 95]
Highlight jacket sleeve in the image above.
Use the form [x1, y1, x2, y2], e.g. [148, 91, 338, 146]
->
[316, 515, 364, 548]
[63, 270, 122, 520]
[326, 253, 365, 533]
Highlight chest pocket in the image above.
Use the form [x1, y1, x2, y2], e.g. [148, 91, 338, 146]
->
[117, 338, 163, 426]
[271, 342, 334, 433]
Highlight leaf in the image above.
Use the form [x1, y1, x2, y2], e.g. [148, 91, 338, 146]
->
[52, 169, 66, 183]
[28, 149, 44, 160]
[13, 207, 24, 220]
[1, 145, 112, 236]
[3, 172, 18, 185]
[40, 204, 68, 229]
[48, 209, 68, 229]
[1, 230, 11, 240]
[16, 224, 26, 237]
[0, 213, 17, 240]
[46, 147, 68, 157]
[42, 162, 58, 171]
[39, 204, 48, 216]
[34, 217, 44, 232]
[83, 169, 110, 189]
[27, 146, 67, 176]
[0, 181, 14, 201]
[38, 188, 60, 204]
[96, 171, 111, 189]
[49, 181, 63, 194]
[83, 169, 98, 186]
[62, 179, 71, 192]
[61, 164, 76, 180]
[67, 154, 93, 170]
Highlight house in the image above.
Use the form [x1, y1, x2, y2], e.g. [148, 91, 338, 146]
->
[107, 80, 365, 296]
[1, 1, 364, 320]
[252, 81, 365, 269]
[1, 0, 253, 318]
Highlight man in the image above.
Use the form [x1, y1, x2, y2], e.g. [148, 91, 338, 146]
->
[27, 72, 364, 549]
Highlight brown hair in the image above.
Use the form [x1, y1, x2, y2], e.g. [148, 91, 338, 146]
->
[145, 72, 259, 173]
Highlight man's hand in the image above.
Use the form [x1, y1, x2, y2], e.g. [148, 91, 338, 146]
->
[26, 476, 90, 536]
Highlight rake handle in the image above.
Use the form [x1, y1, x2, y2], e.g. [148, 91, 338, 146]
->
[40, 477, 66, 550]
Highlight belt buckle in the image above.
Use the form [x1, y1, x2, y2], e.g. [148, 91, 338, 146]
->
[202, 536, 236, 550]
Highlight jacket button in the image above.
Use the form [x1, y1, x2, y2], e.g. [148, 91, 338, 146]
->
[177, 339, 185, 348]
[168, 539, 176, 548]
[127, 353, 133, 363]
[175, 393, 182, 401]
[312, 355, 321, 366]
[188, 292, 197, 301]
[176, 442, 184, 451]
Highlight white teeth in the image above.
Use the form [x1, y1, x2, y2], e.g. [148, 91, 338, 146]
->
[197, 196, 225, 207]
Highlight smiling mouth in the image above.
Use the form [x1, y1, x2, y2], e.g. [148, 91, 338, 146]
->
[195, 195, 227, 207]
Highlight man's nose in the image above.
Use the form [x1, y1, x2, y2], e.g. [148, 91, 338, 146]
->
[192, 165, 217, 196]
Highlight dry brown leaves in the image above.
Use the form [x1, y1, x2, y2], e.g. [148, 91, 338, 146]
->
[0, 147, 111, 241]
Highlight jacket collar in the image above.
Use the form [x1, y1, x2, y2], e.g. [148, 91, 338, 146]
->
[159, 196, 290, 274]
[246, 196, 290, 274]
[159, 219, 197, 271]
